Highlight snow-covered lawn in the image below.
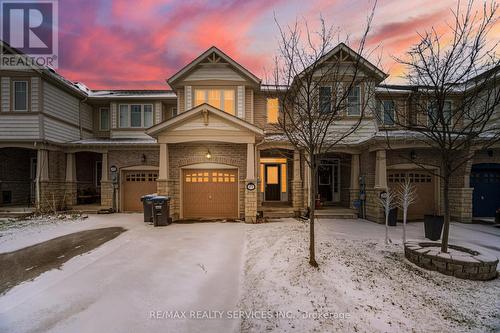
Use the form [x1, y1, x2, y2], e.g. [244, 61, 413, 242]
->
[0, 214, 498, 332]
[239, 219, 500, 333]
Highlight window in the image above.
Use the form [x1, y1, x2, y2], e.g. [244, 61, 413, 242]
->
[319, 86, 332, 113]
[379, 100, 395, 125]
[266, 98, 279, 123]
[99, 107, 110, 130]
[428, 100, 452, 126]
[347, 85, 361, 116]
[13, 80, 28, 111]
[118, 104, 154, 128]
[194, 89, 236, 115]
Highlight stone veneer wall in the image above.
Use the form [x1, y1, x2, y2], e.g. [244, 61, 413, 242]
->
[38, 151, 67, 211]
[167, 143, 247, 220]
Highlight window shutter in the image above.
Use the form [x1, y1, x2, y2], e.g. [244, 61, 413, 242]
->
[237, 86, 245, 118]
[154, 102, 161, 124]
[365, 81, 375, 116]
[110, 102, 117, 129]
[336, 82, 345, 114]
[31, 77, 39, 112]
[1, 77, 10, 112]
[185, 86, 192, 110]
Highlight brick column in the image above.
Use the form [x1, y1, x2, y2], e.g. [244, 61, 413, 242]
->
[36, 149, 49, 210]
[292, 150, 303, 216]
[100, 152, 113, 208]
[245, 143, 257, 223]
[369, 149, 388, 223]
[65, 152, 77, 206]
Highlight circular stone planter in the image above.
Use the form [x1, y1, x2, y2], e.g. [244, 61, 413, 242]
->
[404, 241, 498, 280]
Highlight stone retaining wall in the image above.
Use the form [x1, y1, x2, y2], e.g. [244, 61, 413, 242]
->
[405, 241, 498, 280]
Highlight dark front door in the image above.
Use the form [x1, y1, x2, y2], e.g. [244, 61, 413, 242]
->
[265, 164, 281, 201]
[470, 163, 500, 217]
[318, 165, 333, 202]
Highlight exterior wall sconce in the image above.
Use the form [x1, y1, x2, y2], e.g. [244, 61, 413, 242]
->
[487, 149, 493, 157]
[141, 154, 146, 163]
[410, 150, 417, 160]
[205, 150, 212, 159]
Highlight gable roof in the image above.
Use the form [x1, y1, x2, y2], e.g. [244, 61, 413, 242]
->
[146, 103, 264, 137]
[167, 46, 261, 87]
[302, 43, 387, 82]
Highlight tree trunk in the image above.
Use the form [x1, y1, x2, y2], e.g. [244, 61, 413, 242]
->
[385, 204, 389, 244]
[308, 158, 318, 267]
[441, 174, 451, 253]
[403, 208, 407, 245]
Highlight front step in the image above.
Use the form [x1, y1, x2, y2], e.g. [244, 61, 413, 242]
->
[314, 208, 358, 219]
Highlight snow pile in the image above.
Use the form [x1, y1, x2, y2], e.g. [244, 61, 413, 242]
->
[239, 220, 500, 333]
[0, 214, 87, 249]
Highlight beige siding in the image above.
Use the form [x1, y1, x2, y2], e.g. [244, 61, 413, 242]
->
[245, 88, 253, 123]
[1, 77, 10, 112]
[43, 81, 80, 125]
[183, 65, 246, 82]
[30, 77, 40, 112]
[44, 117, 80, 142]
[80, 102, 93, 130]
[154, 102, 162, 124]
[185, 86, 192, 110]
[0, 114, 40, 139]
[177, 88, 184, 113]
[254, 92, 267, 129]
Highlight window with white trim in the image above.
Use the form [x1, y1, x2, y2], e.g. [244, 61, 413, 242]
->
[194, 89, 235, 115]
[118, 104, 153, 128]
[99, 107, 110, 130]
[379, 100, 395, 125]
[347, 85, 361, 116]
[13, 80, 28, 111]
[319, 86, 332, 113]
[428, 100, 452, 126]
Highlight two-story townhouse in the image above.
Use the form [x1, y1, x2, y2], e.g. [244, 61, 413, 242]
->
[1, 41, 498, 223]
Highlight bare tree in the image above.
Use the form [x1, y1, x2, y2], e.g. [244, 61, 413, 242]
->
[396, 178, 417, 244]
[269, 7, 382, 266]
[379, 189, 397, 245]
[382, 0, 500, 252]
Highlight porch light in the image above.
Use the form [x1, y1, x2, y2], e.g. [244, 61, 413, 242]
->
[410, 150, 417, 160]
[205, 150, 212, 159]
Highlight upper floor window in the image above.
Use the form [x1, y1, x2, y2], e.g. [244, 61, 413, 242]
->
[347, 85, 361, 116]
[428, 100, 452, 126]
[319, 86, 332, 113]
[99, 107, 110, 131]
[13, 80, 28, 111]
[266, 98, 279, 124]
[119, 104, 153, 128]
[379, 100, 395, 125]
[194, 89, 235, 115]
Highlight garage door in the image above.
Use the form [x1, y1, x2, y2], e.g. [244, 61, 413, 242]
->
[183, 169, 238, 219]
[122, 171, 158, 212]
[388, 170, 435, 220]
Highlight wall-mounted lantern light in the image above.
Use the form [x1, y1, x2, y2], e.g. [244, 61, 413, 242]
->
[410, 150, 417, 160]
[205, 150, 212, 159]
[141, 154, 146, 163]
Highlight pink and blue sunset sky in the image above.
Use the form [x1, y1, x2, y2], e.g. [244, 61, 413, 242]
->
[56, 0, 499, 89]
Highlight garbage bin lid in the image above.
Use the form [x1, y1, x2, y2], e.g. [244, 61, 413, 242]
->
[152, 195, 169, 202]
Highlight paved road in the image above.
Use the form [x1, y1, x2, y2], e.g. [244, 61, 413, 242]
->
[0, 215, 246, 333]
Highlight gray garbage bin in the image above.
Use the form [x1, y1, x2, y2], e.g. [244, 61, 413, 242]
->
[152, 196, 171, 227]
[141, 194, 156, 223]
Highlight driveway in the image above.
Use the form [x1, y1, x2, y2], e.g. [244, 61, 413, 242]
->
[0, 214, 246, 333]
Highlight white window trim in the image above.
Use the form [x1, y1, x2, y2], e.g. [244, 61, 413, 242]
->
[380, 100, 395, 125]
[193, 88, 236, 114]
[427, 100, 453, 127]
[118, 104, 154, 128]
[346, 85, 361, 116]
[318, 85, 333, 114]
[13, 80, 29, 111]
[98, 107, 110, 131]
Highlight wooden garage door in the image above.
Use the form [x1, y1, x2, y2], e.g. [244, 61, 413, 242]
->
[388, 170, 435, 220]
[183, 169, 238, 219]
[122, 171, 158, 212]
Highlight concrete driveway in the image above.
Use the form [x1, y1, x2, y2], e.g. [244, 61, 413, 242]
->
[0, 214, 246, 333]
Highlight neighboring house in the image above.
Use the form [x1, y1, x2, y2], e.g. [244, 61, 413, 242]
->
[0, 42, 498, 222]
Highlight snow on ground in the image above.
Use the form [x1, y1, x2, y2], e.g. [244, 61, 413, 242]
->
[239, 219, 500, 333]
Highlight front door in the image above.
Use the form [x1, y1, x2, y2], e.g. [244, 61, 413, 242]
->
[265, 164, 281, 201]
[470, 163, 500, 217]
[317, 159, 340, 204]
